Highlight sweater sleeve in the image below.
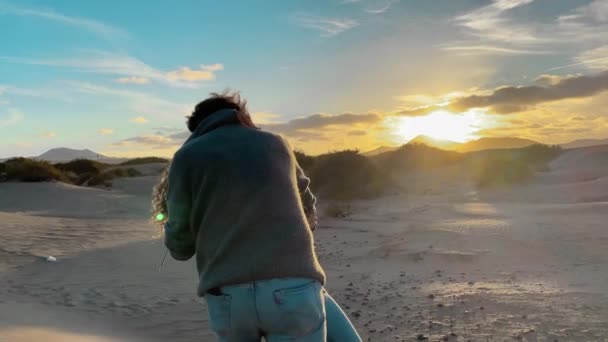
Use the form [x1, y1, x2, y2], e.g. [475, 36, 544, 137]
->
[164, 150, 196, 261]
[296, 163, 318, 231]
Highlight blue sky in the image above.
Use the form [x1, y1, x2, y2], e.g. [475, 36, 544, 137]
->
[1, 0, 608, 157]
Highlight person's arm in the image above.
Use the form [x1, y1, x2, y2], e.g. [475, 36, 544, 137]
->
[296, 163, 318, 231]
[164, 150, 196, 261]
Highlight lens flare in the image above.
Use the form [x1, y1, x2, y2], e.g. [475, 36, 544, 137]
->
[156, 213, 165, 221]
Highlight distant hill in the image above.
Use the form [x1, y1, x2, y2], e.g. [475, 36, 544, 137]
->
[38, 148, 107, 162]
[561, 138, 608, 149]
[1, 148, 128, 164]
[455, 137, 539, 153]
[362, 145, 400, 156]
[407, 135, 460, 150]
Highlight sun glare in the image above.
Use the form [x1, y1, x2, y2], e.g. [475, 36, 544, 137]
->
[386, 110, 486, 143]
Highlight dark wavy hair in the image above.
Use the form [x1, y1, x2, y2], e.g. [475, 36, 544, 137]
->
[152, 90, 258, 228]
[186, 89, 256, 132]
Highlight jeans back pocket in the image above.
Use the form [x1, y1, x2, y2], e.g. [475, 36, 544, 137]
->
[206, 293, 231, 337]
[272, 280, 325, 336]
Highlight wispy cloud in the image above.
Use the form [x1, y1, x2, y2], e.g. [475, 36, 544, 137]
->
[115, 76, 150, 85]
[364, 0, 399, 14]
[99, 128, 113, 135]
[441, 44, 551, 56]
[1, 51, 223, 88]
[66, 81, 190, 119]
[0, 2, 126, 40]
[574, 45, 608, 70]
[454, 0, 540, 44]
[0, 108, 23, 127]
[166, 64, 223, 82]
[264, 112, 380, 138]
[294, 14, 358, 37]
[130, 116, 149, 124]
[112, 134, 180, 149]
[41, 131, 57, 138]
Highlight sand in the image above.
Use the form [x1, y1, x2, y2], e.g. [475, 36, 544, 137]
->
[1, 145, 608, 341]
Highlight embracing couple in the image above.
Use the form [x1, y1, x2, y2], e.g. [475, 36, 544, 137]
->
[152, 91, 361, 341]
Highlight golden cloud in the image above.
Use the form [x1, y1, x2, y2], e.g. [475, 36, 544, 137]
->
[166, 64, 224, 82]
[130, 116, 149, 124]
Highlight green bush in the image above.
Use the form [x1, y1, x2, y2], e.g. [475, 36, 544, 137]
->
[3, 158, 68, 182]
[309, 150, 393, 200]
[372, 143, 463, 174]
[471, 144, 562, 188]
[54, 159, 108, 175]
[87, 167, 143, 187]
[120, 157, 169, 166]
[294, 150, 315, 173]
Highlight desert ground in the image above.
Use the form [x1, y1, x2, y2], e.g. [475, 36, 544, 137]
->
[1, 146, 608, 342]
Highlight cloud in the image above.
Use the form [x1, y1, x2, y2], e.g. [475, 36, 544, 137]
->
[559, 0, 608, 25]
[347, 130, 367, 136]
[66, 81, 190, 119]
[0, 2, 126, 40]
[115, 76, 150, 84]
[397, 105, 447, 117]
[130, 116, 149, 124]
[440, 44, 551, 56]
[166, 64, 223, 82]
[364, 0, 399, 14]
[263, 112, 380, 137]
[294, 14, 358, 37]
[112, 134, 177, 148]
[112, 112, 381, 151]
[99, 128, 113, 135]
[1, 51, 223, 87]
[252, 111, 282, 124]
[0, 108, 23, 127]
[448, 71, 608, 114]
[454, 0, 539, 44]
[575, 45, 608, 70]
[42, 131, 57, 138]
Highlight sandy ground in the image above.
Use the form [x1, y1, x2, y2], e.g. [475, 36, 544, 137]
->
[1, 146, 608, 341]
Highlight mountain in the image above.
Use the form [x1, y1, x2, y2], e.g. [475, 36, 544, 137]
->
[37, 148, 109, 162]
[455, 137, 539, 153]
[561, 138, 608, 149]
[362, 145, 400, 156]
[407, 135, 460, 151]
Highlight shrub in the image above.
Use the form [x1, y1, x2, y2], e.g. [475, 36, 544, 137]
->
[372, 143, 463, 174]
[120, 157, 169, 166]
[324, 202, 351, 218]
[3, 158, 68, 182]
[294, 150, 315, 173]
[309, 150, 393, 200]
[471, 144, 562, 188]
[87, 167, 143, 187]
[54, 159, 108, 175]
[473, 156, 534, 188]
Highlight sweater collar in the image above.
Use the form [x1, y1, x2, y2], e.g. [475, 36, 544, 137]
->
[185, 108, 239, 144]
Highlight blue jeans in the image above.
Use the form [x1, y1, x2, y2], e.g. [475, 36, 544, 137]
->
[206, 278, 360, 342]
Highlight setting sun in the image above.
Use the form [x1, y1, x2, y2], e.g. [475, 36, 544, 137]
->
[386, 109, 487, 143]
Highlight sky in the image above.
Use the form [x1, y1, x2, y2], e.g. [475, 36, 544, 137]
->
[1, 0, 608, 158]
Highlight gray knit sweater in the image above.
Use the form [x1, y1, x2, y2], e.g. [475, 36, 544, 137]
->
[164, 109, 326, 296]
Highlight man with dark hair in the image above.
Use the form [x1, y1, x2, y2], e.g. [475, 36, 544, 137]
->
[164, 90, 327, 341]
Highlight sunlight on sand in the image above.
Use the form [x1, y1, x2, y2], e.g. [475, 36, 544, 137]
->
[0, 327, 121, 342]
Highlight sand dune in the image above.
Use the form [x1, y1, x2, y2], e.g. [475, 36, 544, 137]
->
[1, 145, 608, 341]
